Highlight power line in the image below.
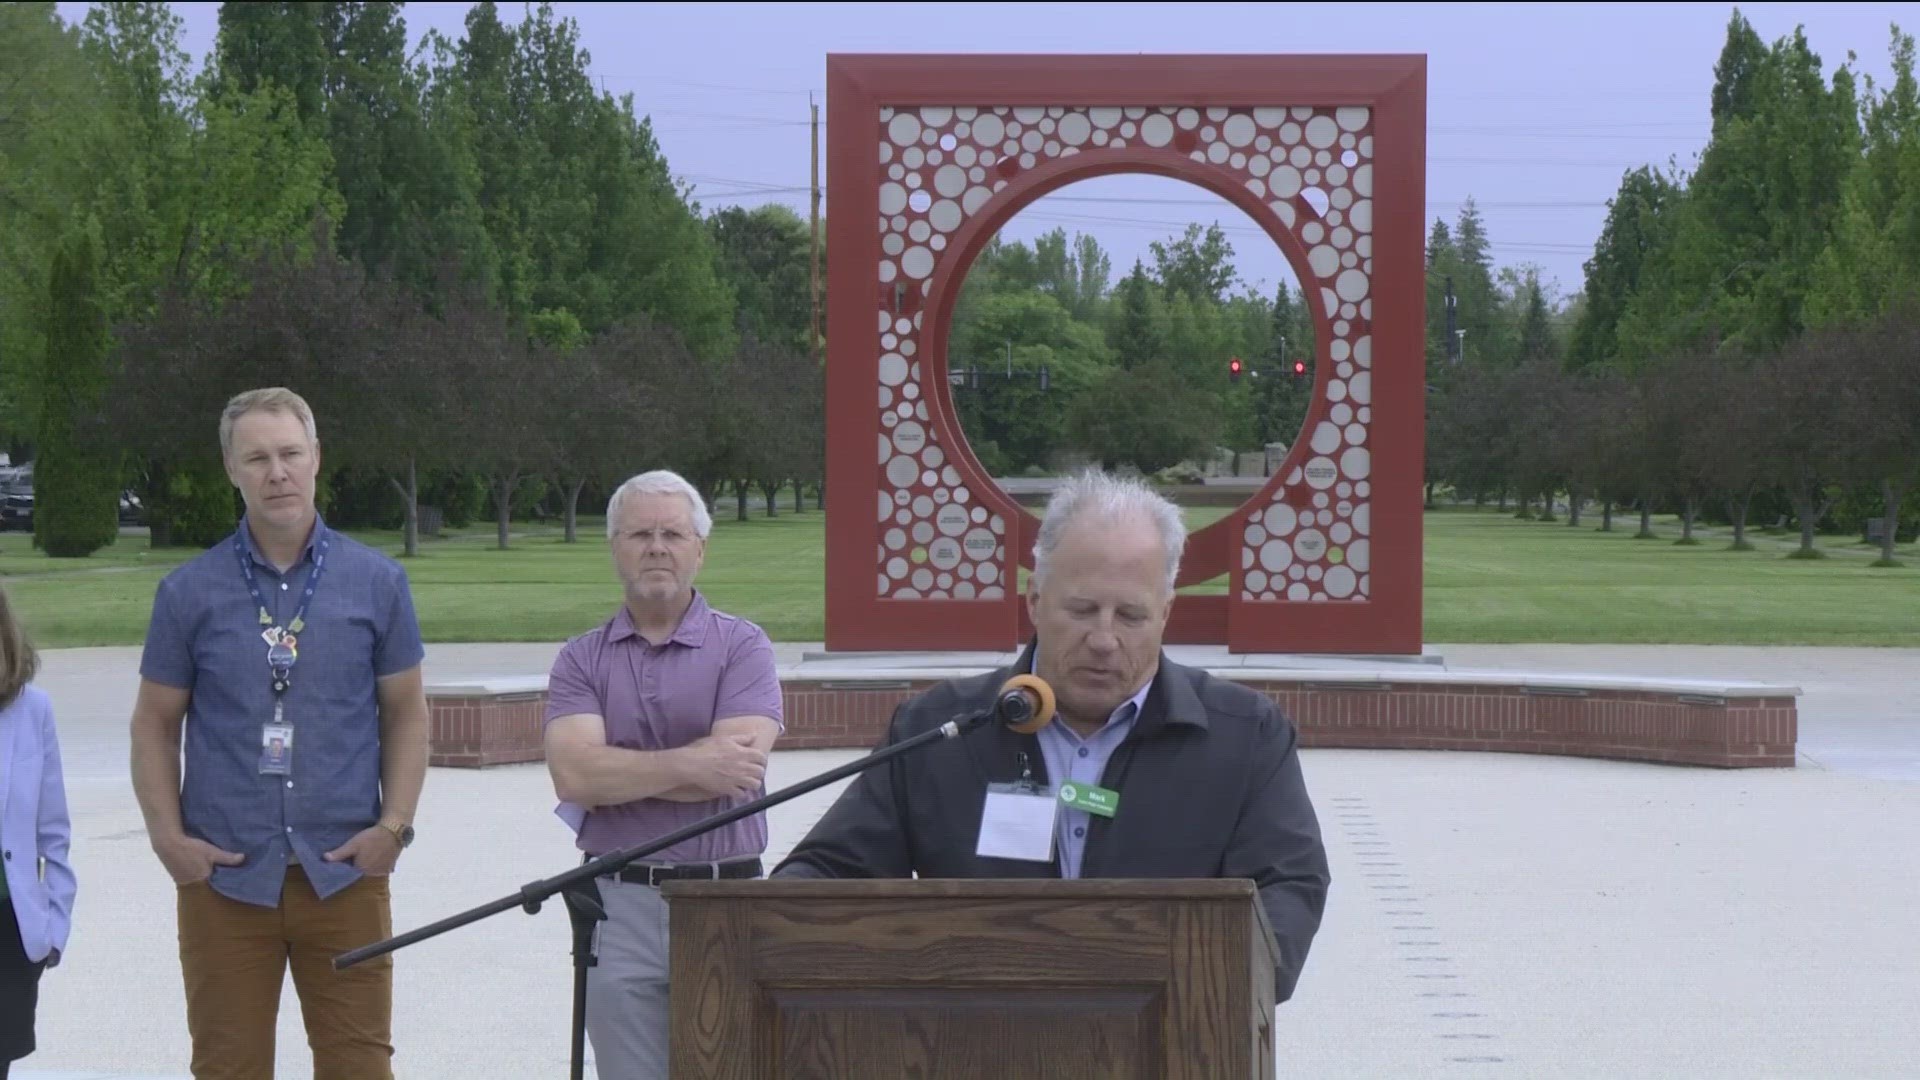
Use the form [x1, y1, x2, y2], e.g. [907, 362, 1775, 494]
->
[682, 176, 1617, 213]
[588, 73, 821, 98]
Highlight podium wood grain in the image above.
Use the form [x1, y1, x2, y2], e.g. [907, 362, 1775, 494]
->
[663, 879, 1277, 1080]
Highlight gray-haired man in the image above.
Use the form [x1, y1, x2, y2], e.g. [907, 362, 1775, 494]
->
[544, 470, 785, 1076]
[774, 469, 1331, 1003]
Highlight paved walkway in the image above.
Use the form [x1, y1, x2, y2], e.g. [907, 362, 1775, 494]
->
[14, 643, 1920, 1078]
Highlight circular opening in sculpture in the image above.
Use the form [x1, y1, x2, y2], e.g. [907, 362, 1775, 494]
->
[925, 171, 1330, 591]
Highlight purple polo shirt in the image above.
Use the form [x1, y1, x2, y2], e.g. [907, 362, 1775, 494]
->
[544, 592, 784, 862]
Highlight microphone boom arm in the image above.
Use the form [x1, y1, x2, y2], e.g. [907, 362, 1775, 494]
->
[332, 708, 998, 971]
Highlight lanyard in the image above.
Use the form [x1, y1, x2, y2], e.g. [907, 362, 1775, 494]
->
[234, 523, 331, 695]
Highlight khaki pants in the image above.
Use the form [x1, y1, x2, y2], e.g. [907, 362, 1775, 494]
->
[584, 875, 672, 1079]
[176, 866, 393, 1080]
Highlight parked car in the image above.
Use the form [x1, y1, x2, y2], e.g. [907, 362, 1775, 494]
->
[0, 468, 30, 531]
[0, 465, 143, 531]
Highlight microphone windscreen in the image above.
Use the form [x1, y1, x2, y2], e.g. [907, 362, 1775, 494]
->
[999, 673, 1055, 734]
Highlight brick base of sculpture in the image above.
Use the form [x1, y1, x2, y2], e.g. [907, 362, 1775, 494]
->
[428, 672, 1796, 770]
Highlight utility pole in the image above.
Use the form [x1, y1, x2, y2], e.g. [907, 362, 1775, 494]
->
[809, 94, 822, 368]
[1444, 274, 1459, 364]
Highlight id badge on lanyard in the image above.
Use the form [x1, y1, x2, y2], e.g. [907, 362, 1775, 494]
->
[260, 700, 294, 776]
[976, 753, 1057, 863]
[236, 528, 329, 777]
[258, 626, 300, 776]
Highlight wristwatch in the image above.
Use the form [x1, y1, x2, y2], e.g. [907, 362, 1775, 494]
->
[380, 820, 415, 849]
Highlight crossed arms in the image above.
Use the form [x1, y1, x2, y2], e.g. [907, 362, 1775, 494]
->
[544, 712, 781, 807]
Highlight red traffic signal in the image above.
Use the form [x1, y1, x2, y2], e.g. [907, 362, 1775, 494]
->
[1292, 360, 1307, 377]
[1229, 357, 1243, 381]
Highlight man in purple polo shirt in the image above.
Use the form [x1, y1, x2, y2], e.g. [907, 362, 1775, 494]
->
[543, 469, 783, 1079]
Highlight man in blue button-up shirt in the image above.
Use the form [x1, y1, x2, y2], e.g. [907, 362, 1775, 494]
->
[130, 387, 429, 1080]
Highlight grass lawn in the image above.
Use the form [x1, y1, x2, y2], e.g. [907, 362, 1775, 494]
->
[2, 504, 1915, 648]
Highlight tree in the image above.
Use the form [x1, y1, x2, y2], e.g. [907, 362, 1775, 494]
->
[1636, 350, 1723, 543]
[435, 2, 734, 354]
[1159, 290, 1237, 387]
[1512, 267, 1560, 364]
[453, 304, 558, 551]
[1610, 373, 1671, 541]
[0, 2, 93, 446]
[1807, 25, 1920, 328]
[1150, 222, 1237, 305]
[708, 205, 812, 354]
[432, 2, 531, 316]
[1020, 228, 1111, 323]
[327, 3, 497, 301]
[1065, 233, 1113, 322]
[1507, 359, 1574, 519]
[1628, 21, 1860, 358]
[1686, 357, 1773, 550]
[56, 3, 346, 547]
[727, 336, 816, 519]
[34, 221, 121, 557]
[564, 314, 711, 522]
[950, 290, 1109, 474]
[332, 257, 470, 558]
[1447, 199, 1505, 365]
[109, 233, 457, 554]
[72, 1, 200, 316]
[1835, 310, 1920, 566]
[1550, 368, 1615, 527]
[1109, 261, 1164, 372]
[212, 1, 329, 123]
[786, 357, 825, 512]
[1066, 361, 1222, 476]
[1758, 331, 1852, 558]
[1568, 166, 1682, 368]
[179, 80, 344, 300]
[544, 332, 637, 542]
[1425, 363, 1510, 505]
[1710, 9, 1771, 134]
[1569, 368, 1642, 533]
[1423, 218, 1456, 369]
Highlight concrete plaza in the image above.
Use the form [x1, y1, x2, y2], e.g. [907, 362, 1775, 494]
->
[13, 642, 1920, 1079]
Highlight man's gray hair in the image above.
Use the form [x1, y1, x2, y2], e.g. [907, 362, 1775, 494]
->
[1030, 469, 1187, 593]
[606, 470, 712, 540]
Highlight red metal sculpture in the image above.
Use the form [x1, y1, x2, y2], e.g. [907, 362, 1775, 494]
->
[824, 54, 1427, 654]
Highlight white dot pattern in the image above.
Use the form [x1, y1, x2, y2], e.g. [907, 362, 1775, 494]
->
[875, 103, 1375, 601]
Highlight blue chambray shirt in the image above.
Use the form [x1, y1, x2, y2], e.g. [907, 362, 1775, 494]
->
[1036, 673, 1152, 880]
[139, 515, 425, 908]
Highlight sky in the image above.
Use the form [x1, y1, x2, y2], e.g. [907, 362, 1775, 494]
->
[55, 1, 1915, 304]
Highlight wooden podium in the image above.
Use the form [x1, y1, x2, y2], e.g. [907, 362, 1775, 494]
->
[661, 878, 1278, 1079]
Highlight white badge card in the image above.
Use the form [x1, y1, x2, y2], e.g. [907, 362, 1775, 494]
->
[976, 783, 1057, 863]
[259, 722, 294, 776]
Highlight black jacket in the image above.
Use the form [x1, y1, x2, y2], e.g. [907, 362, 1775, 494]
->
[772, 641, 1332, 1003]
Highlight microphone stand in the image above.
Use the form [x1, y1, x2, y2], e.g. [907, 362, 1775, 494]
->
[332, 706, 1002, 1080]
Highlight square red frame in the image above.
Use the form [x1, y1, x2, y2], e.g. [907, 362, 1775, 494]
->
[825, 54, 1427, 654]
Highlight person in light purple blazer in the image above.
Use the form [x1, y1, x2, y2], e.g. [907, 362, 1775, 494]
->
[0, 582, 75, 1078]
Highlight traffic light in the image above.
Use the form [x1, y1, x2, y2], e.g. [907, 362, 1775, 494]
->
[1229, 357, 1243, 382]
[1292, 359, 1307, 378]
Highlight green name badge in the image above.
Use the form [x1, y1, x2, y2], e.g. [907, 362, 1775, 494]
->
[1057, 782, 1119, 818]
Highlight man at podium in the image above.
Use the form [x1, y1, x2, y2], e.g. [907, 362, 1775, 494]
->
[774, 470, 1330, 1002]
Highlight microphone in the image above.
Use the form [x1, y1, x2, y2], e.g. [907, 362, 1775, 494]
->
[994, 673, 1055, 734]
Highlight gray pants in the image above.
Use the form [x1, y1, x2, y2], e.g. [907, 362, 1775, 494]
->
[586, 876, 671, 1080]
